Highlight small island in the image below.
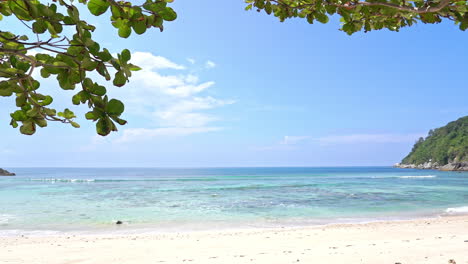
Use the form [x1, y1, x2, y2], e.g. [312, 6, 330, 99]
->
[0, 168, 15, 176]
[395, 116, 468, 171]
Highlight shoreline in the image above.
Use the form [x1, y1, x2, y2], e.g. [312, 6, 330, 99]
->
[1, 215, 468, 263]
[2, 207, 467, 237]
[394, 162, 468, 171]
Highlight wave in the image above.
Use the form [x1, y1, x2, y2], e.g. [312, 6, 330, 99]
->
[28, 178, 220, 183]
[0, 214, 15, 224]
[26, 179, 325, 192]
[445, 206, 468, 214]
[398, 175, 437, 179]
[30, 178, 95, 183]
[369, 175, 437, 179]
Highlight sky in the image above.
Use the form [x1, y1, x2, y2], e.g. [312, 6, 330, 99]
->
[1, 0, 467, 167]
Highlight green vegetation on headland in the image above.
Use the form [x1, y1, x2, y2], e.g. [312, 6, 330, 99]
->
[395, 116, 468, 171]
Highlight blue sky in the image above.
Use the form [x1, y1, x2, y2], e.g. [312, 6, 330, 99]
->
[1, 0, 467, 167]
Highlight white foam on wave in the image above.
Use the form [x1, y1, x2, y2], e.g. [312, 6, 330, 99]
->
[445, 206, 468, 214]
[398, 175, 437, 179]
[30, 178, 95, 183]
[370, 175, 437, 179]
[0, 214, 15, 225]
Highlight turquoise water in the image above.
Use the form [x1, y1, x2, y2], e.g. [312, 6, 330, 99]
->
[1, 167, 468, 234]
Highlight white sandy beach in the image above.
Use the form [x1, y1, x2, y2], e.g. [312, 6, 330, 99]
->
[1, 215, 468, 264]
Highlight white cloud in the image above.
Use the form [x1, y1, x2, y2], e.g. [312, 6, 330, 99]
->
[154, 97, 235, 127]
[131, 70, 214, 98]
[185, 74, 199, 84]
[131, 52, 185, 70]
[104, 51, 234, 144]
[187, 58, 196, 64]
[280, 136, 310, 145]
[205, 60, 216, 69]
[315, 133, 424, 145]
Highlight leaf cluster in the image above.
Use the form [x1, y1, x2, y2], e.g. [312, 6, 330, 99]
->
[245, 0, 468, 34]
[0, 0, 176, 135]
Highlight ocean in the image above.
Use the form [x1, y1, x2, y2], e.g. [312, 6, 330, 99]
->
[1, 167, 467, 235]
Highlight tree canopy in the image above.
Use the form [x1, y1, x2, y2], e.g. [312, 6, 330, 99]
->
[0, 0, 176, 136]
[0, 0, 466, 136]
[247, 0, 468, 34]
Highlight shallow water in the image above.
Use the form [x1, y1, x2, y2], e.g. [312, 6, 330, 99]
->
[1, 167, 467, 234]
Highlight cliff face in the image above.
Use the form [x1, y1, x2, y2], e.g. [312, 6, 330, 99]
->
[0, 168, 15, 176]
[396, 116, 468, 171]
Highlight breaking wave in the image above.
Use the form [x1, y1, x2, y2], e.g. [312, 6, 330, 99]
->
[445, 206, 468, 214]
[30, 178, 95, 183]
[398, 175, 437, 179]
[0, 214, 15, 225]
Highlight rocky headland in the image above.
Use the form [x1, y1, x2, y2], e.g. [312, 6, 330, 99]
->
[0, 168, 15, 176]
[394, 162, 468, 171]
[395, 116, 468, 172]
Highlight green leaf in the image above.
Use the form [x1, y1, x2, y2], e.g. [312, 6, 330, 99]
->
[26, 107, 40, 117]
[16, 94, 27, 107]
[315, 13, 329, 24]
[41, 68, 50, 78]
[85, 111, 99, 120]
[111, 116, 127, 125]
[97, 62, 111, 80]
[32, 20, 47, 33]
[113, 71, 126, 87]
[161, 7, 177, 21]
[58, 108, 76, 119]
[132, 20, 147, 35]
[98, 48, 113, 61]
[89, 84, 107, 96]
[39, 95, 53, 106]
[106, 99, 124, 116]
[20, 121, 36, 135]
[11, 110, 28, 121]
[0, 81, 13, 96]
[70, 121, 80, 128]
[82, 58, 98, 71]
[96, 117, 112, 136]
[10, 119, 18, 128]
[87, 0, 110, 16]
[128, 64, 142, 71]
[35, 119, 48, 128]
[72, 93, 81, 105]
[121, 49, 131, 62]
[118, 24, 131, 38]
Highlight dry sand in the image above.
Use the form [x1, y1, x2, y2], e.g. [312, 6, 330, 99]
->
[1, 215, 468, 264]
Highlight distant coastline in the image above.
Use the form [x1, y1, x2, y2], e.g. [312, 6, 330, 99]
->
[394, 162, 468, 171]
[0, 168, 15, 176]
